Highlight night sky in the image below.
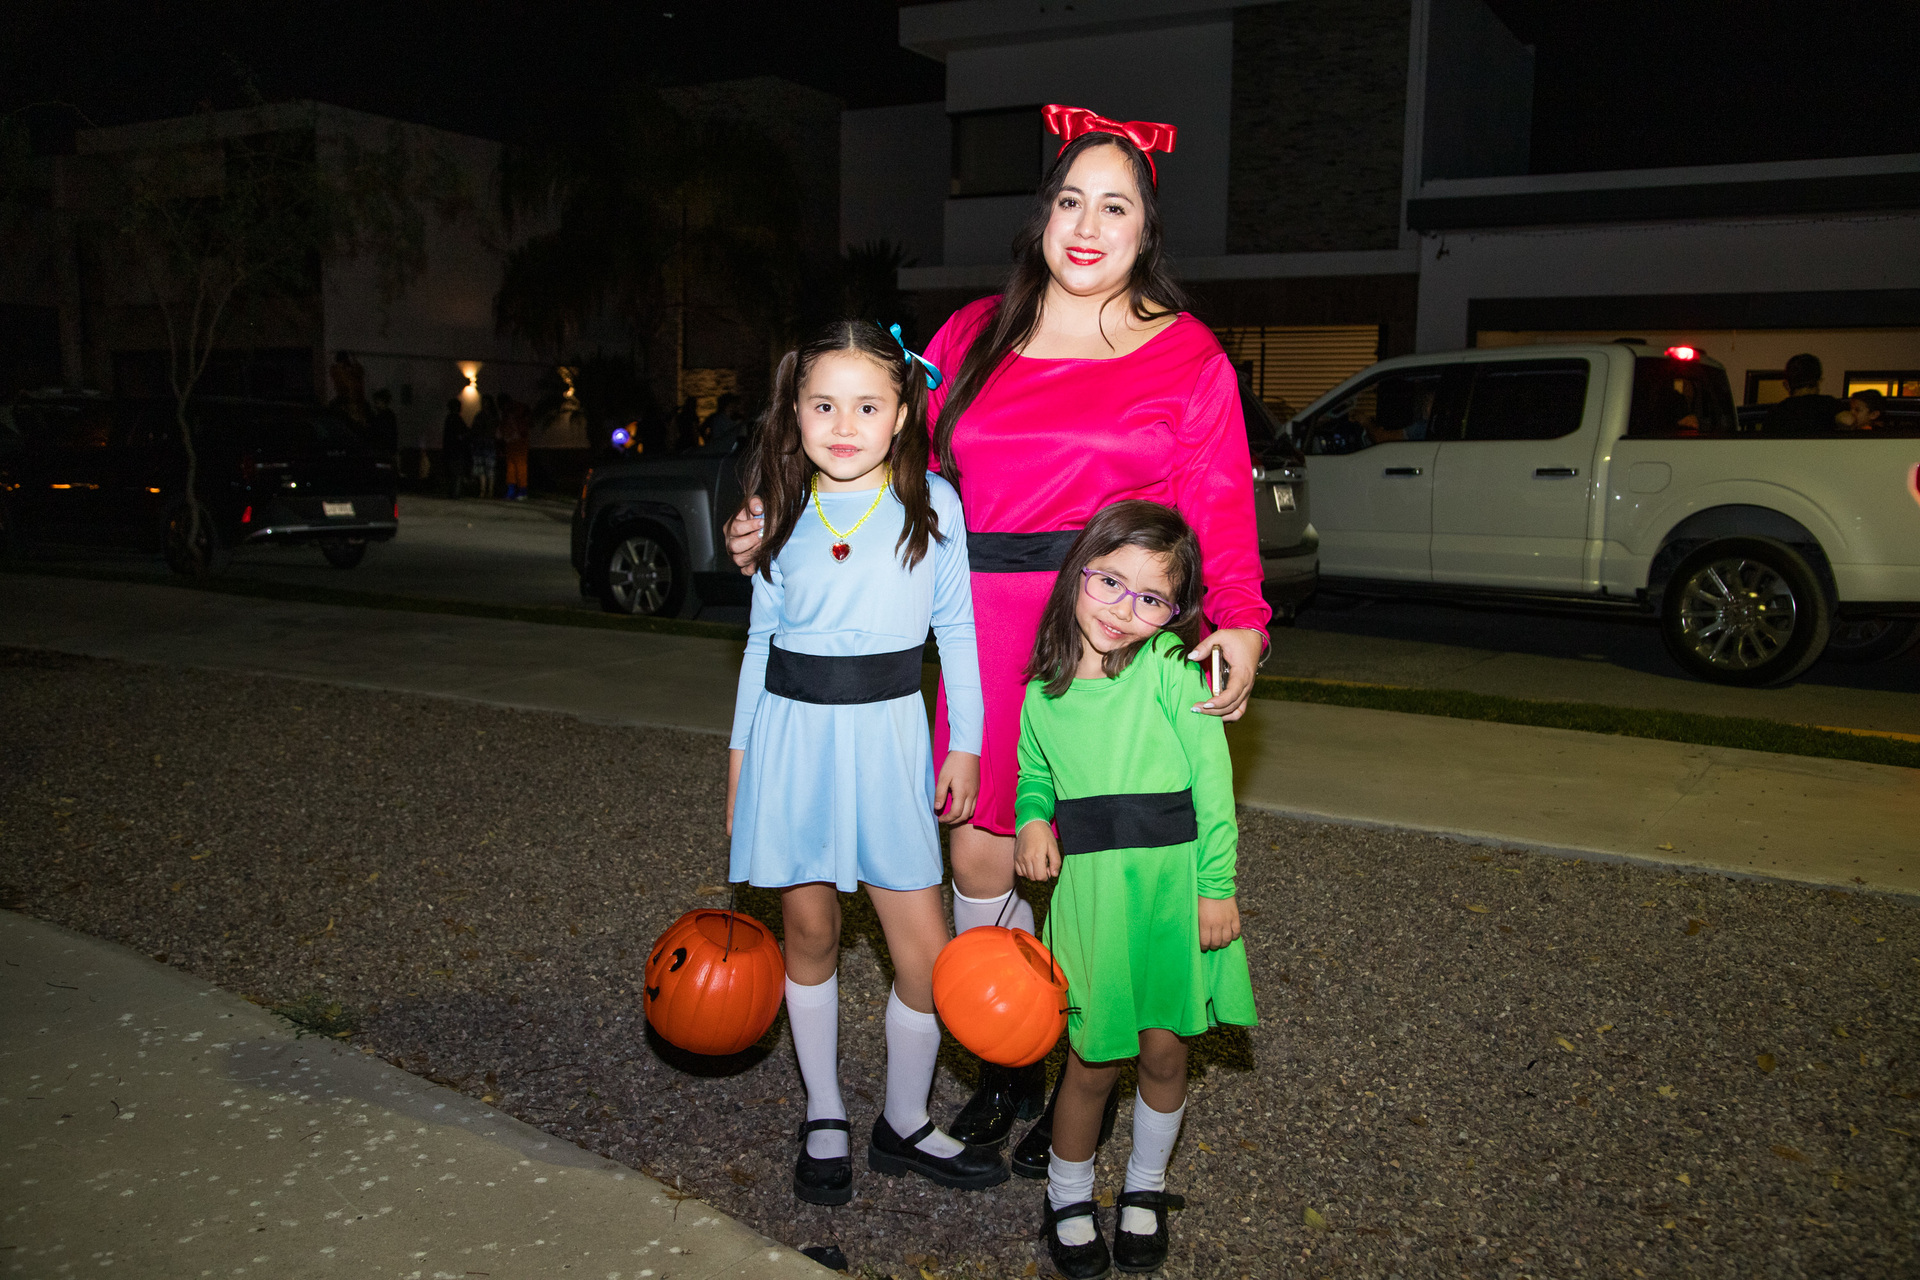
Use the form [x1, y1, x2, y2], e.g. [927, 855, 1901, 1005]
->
[4, 1, 1913, 168]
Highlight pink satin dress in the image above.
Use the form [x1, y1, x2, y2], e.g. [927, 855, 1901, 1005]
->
[927, 296, 1270, 835]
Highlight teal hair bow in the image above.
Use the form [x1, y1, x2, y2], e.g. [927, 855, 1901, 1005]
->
[887, 322, 944, 391]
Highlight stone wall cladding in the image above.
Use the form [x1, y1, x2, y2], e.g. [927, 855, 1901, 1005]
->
[1228, 0, 1411, 254]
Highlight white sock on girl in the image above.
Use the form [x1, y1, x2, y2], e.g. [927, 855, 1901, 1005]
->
[883, 988, 966, 1157]
[785, 973, 847, 1158]
[952, 887, 1036, 936]
[1046, 1149, 1099, 1245]
[1119, 1096, 1186, 1234]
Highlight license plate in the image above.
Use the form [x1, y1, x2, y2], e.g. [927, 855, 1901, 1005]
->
[1271, 484, 1296, 513]
[322, 501, 354, 518]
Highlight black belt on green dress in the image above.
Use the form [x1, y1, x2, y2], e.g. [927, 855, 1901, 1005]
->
[765, 643, 923, 705]
[967, 529, 1082, 574]
[1054, 789, 1197, 856]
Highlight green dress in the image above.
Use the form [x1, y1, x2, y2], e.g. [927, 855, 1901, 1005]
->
[1014, 632, 1258, 1063]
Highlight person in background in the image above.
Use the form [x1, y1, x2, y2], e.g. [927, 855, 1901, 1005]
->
[499, 392, 533, 499]
[366, 388, 400, 463]
[671, 395, 700, 453]
[1842, 388, 1887, 431]
[695, 392, 746, 454]
[1761, 354, 1848, 435]
[471, 393, 501, 499]
[440, 398, 469, 499]
[329, 351, 369, 425]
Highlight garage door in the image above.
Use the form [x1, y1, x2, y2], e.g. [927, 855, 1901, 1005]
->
[1214, 325, 1381, 421]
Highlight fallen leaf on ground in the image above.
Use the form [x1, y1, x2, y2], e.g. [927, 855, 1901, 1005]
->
[1304, 1206, 1329, 1230]
[1239, 1139, 1259, 1151]
[1197, 1140, 1215, 1152]
[1467, 904, 1490, 914]
[1675, 1173, 1690, 1186]
[1685, 918, 1705, 935]
[1556, 1036, 1576, 1052]
[366, 871, 379, 884]
[695, 884, 727, 896]
[1596, 1023, 1614, 1034]
[1831, 1025, 1849, 1039]
[1657, 1085, 1678, 1098]
[1757, 1052, 1777, 1073]
[1771, 1145, 1805, 1162]
[1656, 842, 1675, 851]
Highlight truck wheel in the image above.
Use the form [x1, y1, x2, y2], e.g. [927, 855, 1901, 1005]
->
[1659, 536, 1829, 687]
[1822, 616, 1920, 665]
[319, 537, 368, 569]
[596, 520, 688, 617]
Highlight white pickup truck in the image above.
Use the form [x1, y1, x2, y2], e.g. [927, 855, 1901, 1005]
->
[1292, 342, 1920, 686]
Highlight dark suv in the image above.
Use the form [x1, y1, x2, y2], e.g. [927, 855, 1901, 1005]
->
[572, 376, 1316, 619]
[0, 392, 398, 572]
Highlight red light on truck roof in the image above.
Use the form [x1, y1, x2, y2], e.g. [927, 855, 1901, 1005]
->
[1666, 346, 1698, 361]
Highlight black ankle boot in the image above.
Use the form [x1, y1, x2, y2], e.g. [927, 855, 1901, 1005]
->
[949, 1058, 1045, 1147]
[792, 1118, 852, 1206]
[1012, 1075, 1119, 1180]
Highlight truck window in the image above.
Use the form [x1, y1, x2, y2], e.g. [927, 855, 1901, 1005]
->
[12, 403, 119, 450]
[1298, 367, 1449, 454]
[1627, 360, 1738, 437]
[1458, 360, 1590, 442]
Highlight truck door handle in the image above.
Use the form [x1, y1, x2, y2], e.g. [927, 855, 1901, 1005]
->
[1534, 467, 1579, 477]
[1382, 467, 1422, 477]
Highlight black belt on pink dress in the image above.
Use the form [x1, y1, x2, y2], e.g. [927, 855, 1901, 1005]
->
[967, 529, 1082, 574]
[765, 643, 924, 705]
[1054, 789, 1197, 856]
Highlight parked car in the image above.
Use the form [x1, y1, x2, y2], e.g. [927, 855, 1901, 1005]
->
[0, 392, 398, 573]
[1290, 344, 1920, 685]
[571, 386, 1318, 619]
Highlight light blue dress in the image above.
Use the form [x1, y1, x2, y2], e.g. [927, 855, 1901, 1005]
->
[729, 474, 983, 893]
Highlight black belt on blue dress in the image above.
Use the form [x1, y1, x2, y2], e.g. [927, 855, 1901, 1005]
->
[967, 529, 1082, 574]
[1054, 789, 1197, 856]
[765, 642, 924, 705]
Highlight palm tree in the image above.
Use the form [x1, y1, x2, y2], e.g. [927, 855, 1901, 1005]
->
[493, 86, 804, 375]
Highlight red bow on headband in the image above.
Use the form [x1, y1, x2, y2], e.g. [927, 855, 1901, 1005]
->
[1042, 103, 1178, 183]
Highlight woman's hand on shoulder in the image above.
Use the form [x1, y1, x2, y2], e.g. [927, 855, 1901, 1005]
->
[1188, 628, 1263, 722]
[935, 751, 979, 826]
[725, 497, 764, 574]
[1198, 894, 1241, 951]
[1014, 819, 1061, 883]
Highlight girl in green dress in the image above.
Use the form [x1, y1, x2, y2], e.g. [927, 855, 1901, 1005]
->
[1013, 500, 1257, 1278]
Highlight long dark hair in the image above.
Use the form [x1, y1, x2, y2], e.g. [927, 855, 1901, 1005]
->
[934, 133, 1189, 489]
[741, 320, 940, 578]
[1026, 501, 1203, 698]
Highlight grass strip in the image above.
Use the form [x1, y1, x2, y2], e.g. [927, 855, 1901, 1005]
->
[1250, 675, 1920, 770]
[10, 560, 1913, 770]
[0, 560, 751, 642]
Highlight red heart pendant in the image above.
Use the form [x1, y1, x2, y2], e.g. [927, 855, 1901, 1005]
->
[830, 542, 850, 562]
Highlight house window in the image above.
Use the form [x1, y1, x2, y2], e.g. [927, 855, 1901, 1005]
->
[950, 107, 1044, 198]
[1845, 370, 1920, 398]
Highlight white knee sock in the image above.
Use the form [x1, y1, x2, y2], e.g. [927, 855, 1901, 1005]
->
[1119, 1097, 1186, 1234]
[883, 987, 965, 1158]
[1046, 1150, 1099, 1246]
[953, 888, 1036, 936]
[785, 974, 847, 1159]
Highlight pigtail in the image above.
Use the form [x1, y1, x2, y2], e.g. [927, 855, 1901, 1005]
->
[741, 350, 812, 579]
[888, 368, 942, 570]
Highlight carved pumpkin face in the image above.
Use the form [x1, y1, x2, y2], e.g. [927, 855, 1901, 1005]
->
[643, 910, 786, 1057]
[932, 925, 1069, 1067]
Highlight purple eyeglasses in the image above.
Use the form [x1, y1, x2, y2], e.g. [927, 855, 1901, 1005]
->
[1080, 568, 1180, 625]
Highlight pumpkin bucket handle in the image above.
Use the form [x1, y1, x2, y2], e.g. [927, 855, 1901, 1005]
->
[723, 882, 738, 962]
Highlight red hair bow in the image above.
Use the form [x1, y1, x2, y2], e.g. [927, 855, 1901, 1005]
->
[1042, 103, 1178, 183]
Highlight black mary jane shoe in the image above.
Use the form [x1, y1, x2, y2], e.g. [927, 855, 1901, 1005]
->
[793, 1117, 852, 1206]
[868, 1115, 1009, 1190]
[1111, 1190, 1185, 1274]
[1041, 1198, 1111, 1279]
[948, 1059, 1047, 1148]
[1012, 1075, 1120, 1180]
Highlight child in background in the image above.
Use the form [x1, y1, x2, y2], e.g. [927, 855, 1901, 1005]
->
[1013, 500, 1257, 1277]
[728, 320, 1005, 1204]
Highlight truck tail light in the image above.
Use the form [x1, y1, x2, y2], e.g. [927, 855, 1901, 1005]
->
[393, 498, 400, 520]
[1666, 345, 1698, 361]
[240, 505, 252, 524]
[580, 468, 594, 503]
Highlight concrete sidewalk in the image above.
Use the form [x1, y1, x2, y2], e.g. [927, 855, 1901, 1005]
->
[3, 571, 1915, 895]
[0, 910, 831, 1280]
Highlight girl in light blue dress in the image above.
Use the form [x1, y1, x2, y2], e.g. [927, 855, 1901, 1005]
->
[727, 320, 1004, 1204]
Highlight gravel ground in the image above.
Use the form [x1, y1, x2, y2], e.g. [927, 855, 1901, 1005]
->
[2, 646, 1916, 1280]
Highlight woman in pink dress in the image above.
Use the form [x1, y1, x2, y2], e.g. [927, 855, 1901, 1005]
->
[728, 107, 1269, 1174]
